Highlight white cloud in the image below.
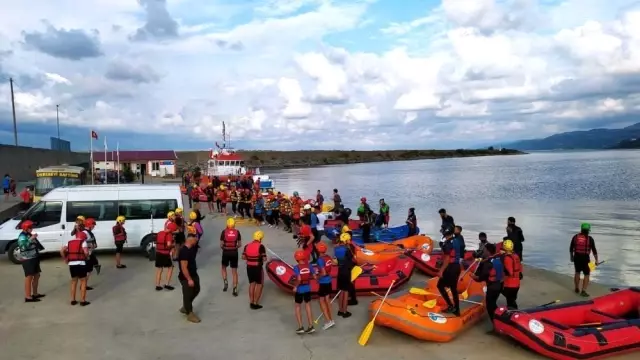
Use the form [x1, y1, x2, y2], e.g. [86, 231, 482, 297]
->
[3, 0, 640, 149]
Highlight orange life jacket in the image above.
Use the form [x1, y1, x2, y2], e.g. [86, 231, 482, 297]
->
[222, 228, 240, 251]
[503, 254, 522, 288]
[66, 239, 86, 261]
[113, 223, 126, 242]
[292, 198, 302, 219]
[244, 241, 262, 266]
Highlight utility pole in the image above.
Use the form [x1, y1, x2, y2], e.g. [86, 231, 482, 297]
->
[56, 104, 60, 142]
[10, 78, 17, 146]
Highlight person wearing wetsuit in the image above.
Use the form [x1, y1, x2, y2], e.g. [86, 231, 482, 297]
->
[505, 217, 525, 261]
[406, 208, 417, 236]
[474, 232, 489, 259]
[470, 243, 503, 324]
[454, 225, 466, 255]
[438, 208, 455, 234]
[438, 229, 462, 316]
[570, 223, 598, 297]
[332, 189, 341, 213]
[379, 199, 390, 229]
[358, 198, 373, 243]
[335, 233, 354, 318]
[501, 239, 522, 309]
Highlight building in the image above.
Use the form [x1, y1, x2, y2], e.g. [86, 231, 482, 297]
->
[92, 150, 178, 177]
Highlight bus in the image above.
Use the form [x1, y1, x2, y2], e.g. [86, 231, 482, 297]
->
[34, 165, 87, 202]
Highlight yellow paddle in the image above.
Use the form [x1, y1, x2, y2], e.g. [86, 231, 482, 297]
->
[351, 266, 363, 281]
[423, 299, 438, 308]
[358, 280, 395, 346]
[588, 261, 605, 271]
[409, 287, 429, 296]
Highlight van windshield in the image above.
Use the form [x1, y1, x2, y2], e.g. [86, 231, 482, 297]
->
[35, 176, 82, 197]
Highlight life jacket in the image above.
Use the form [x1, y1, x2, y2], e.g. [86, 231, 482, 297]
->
[112, 223, 127, 242]
[319, 254, 333, 275]
[488, 257, 504, 283]
[447, 239, 461, 264]
[380, 204, 389, 215]
[244, 241, 262, 266]
[297, 263, 312, 285]
[216, 190, 224, 200]
[574, 233, 591, 255]
[155, 230, 173, 255]
[85, 230, 96, 248]
[230, 191, 239, 202]
[186, 222, 197, 235]
[66, 239, 87, 262]
[503, 254, 522, 288]
[292, 198, 302, 219]
[222, 228, 240, 251]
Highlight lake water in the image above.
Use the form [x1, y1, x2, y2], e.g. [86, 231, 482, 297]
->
[270, 150, 640, 287]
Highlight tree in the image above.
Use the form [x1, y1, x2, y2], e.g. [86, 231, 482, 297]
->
[488, 146, 494, 151]
[122, 165, 135, 183]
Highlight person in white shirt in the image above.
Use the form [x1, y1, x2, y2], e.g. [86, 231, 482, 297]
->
[316, 209, 326, 240]
[60, 232, 90, 306]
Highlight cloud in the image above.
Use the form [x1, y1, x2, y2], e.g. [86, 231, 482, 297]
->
[4, 0, 640, 150]
[21, 23, 103, 60]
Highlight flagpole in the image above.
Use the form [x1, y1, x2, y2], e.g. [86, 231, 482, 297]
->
[117, 142, 120, 184]
[90, 131, 94, 185]
[104, 136, 107, 183]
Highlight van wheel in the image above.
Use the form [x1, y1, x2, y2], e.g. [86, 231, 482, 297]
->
[141, 234, 156, 261]
[7, 242, 21, 264]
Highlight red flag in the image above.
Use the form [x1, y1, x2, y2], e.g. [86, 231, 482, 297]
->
[91, 130, 98, 140]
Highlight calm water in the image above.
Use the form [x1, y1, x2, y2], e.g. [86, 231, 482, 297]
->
[270, 150, 640, 287]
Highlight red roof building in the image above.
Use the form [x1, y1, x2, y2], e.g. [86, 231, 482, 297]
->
[93, 150, 178, 177]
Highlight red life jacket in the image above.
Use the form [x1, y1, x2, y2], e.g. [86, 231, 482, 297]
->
[297, 263, 312, 285]
[156, 231, 172, 255]
[222, 229, 239, 251]
[503, 254, 522, 288]
[113, 224, 127, 242]
[574, 234, 591, 255]
[319, 254, 333, 275]
[448, 244, 459, 264]
[66, 239, 86, 261]
[244, 241, 262, 266]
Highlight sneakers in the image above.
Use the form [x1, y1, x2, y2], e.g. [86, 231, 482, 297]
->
[580, 291, 590, 297]
[95, 265, 102, 275]
[155, 286, 163, 291]
[250, 303, 263, 310]
[232, 287, 238, 297]
[223, 281, 228, 292]
[574, 288, 580, 294]
[348, 299, 358, 306]
[187, 313, 201, 323]
[86, 286, 94, 291]
[179, 307, 187, 314]
[337, 311, 352, 318]
[116, 264, 127, 269]
[32, 294, 45, 299]
[25, 297, 41, 303]
[80, 301, 91, 306]
[322, 320, 335, 330]
[164, 285, 175, 291]
[305, 327, 315, 334]
[295, 327, 305, 334]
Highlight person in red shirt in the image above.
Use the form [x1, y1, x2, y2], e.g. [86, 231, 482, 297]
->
[219, 186, 229, 216]
[19, 186, 33, 211]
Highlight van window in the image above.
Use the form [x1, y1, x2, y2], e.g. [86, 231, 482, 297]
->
[26, 201, 63, 228]
[67, 201, 119, 222]
[118, 199, 178, 220]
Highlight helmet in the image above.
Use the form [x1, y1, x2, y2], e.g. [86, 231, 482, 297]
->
[75, 231, 88, 241]
[116, 215, 126, 223]
[220, 185, 226, 190]
[299, 225, 312, 237]
[341, 225, 351, 234]
[503, 239, 514, 252]
[175, 208, 183, 214]
[316, 242, 328, 253]
[581, 223, 591, 231]
[76, 215, 86, 222]
[361, 197, 366, 202]
[253, 230, 264, 242]
[167, 211, 175, 219]
[293, 191, 299, 197]
[294, 250, 308, 262]
[339, 233, 351, 243]
[20, 220, 34, 231]
[189, 211, 198, 220]
[226, 218, 236, 228]
[303, 204, 312, 210]
[85, 218, 96, 227]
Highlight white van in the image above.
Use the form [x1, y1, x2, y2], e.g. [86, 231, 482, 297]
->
[0, 184, 183, 264]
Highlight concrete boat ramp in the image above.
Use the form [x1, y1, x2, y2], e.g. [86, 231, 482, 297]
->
[0, 214, 634, 360]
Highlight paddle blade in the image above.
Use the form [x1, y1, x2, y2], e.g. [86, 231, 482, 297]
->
[460, 290, 469, 300]
[351, 266, 363, 281]
[422, 299, 437, 308]
[409, 287, 429, 296]
[358, 320, 375, 346]
[588, 262, 596, 271]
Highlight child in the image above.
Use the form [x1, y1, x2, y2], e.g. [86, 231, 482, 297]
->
[293, 249, 316, 334]
[314, 242, 335, 330]
[60, 231, 90, 306]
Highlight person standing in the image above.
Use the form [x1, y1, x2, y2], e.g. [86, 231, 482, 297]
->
[230, 186, 239, 217]
[293, 249, 316, 334]
[19, 186, 33, 211]
[314, 242, 335, 330]
[154, 228, 175, 291]
[316, 190, 324, 209]
[61, 231, 90, 306]
[179, 234, 201, 323]
[220, 218, 241, 296]
[379, 199, 390, 229]
[84, 218, 101, 289]
[2, 174, 11, 201]
[112, 216, 127, 269]
[470, 243, 503, 326]
[315, 205, 326, 240]
[335, 233, 354, 317]
[501, 240, 522, 308]
[438, 208, 455, 234]
[406, 208, 418, 236]
[17, 221, 45, 302]
[505, 217, 525, 262]
[358, 198, 373, 243]
[570, 223, 598, 297]
[332, 189, 341, 212]
[242, 231, 267, 309]
[437, 229, 462, 316]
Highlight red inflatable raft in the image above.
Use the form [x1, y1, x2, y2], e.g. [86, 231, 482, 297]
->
[265, 255, 414, 297]
[324, 218, 361, 230]
[406, 249, 476, 276]
[493, 287, 640, 360]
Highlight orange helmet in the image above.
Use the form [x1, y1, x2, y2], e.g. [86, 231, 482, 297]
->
[294, 250, 308, 262]
[299, 225, 312, 237]
[316, 242, 328, 254]
[20, 220, 34, 231]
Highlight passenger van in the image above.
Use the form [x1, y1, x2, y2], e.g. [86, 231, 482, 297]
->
[0, 184, 183, 264]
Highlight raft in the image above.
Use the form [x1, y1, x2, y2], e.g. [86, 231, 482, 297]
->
[354, 235, 434, 265]
[324, 218, 362, 230]
[265, 255, 415, 297]
[493, 287, 640, 360]
[406, 249, 476, 276]
[369, 272, 487, 342]
[326, 225, 419, 244]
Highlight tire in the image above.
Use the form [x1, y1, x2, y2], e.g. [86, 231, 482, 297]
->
[7, 241, 21, 265]
[141, 234, 156, 261]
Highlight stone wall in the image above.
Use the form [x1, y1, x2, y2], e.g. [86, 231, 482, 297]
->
[0, 145, 89, 181]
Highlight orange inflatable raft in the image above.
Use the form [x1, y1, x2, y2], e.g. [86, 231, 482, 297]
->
[369, 271, 487, 342]
[354, 235, 433, 265]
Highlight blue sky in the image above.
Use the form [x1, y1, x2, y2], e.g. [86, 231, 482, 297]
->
[2, 0, 640, 151]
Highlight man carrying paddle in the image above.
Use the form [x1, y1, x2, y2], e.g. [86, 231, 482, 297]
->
[570, 223, 598, 297]
[437, 229, 462, 316]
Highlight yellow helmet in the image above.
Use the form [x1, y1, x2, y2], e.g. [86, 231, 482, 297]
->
[253, 230, 264, 242]
[226, 218, 236, 228]
[167, 211, 175, 219]
[341, 225, 351, 234]
[189, 211, 198, 220]
[503, 239, 514, 252]
[116, 215, 126, 223]
[175, 207, 183, 214]
[76, 215, 86, 222]
[220, 185, 226, 190]
[339, 233, 351, 243]
[192, 184, 198, 188]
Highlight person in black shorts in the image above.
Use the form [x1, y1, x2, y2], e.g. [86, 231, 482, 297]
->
[334, 233, 354, 318]
[220, 218, 241, 296]
[61, 232, 90, 306]
[242, 231, 267, 309]
[570, 223, 598, 297]
[17, 220, 45, 302]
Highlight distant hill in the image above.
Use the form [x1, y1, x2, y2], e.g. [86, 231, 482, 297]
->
[610, 138, 640, 149]
[504, 123, 640, 150]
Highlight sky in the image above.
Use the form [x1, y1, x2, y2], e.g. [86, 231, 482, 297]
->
[2, 0, 640, 151]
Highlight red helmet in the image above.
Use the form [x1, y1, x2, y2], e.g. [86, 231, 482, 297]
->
[84, 218, 96, 228]
[294, 250, 308, 262]
[316, 242, 328, 254]
[75, 231, 88, 240]
[20, 220, 34, 231]
[299, 225, 312, 237]
[361, 197, 367, 202]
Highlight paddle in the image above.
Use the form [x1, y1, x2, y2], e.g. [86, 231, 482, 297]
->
[410, 287, 479, 307]
[266, 248, 293, 269]
[458, 260, 481, 299]
[588, 260, 605, 271]
[351, 266, 363, 281]
[358, 280, 395, 346]
[422, 298, 482, 308]
[313, 291, 341, 325]
[538, 300, 560, 307]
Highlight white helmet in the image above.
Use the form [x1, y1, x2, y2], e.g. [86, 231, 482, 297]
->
[303, 204, 312, 210]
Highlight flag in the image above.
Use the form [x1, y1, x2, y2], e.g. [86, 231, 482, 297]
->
[91, 130, 98, 140]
